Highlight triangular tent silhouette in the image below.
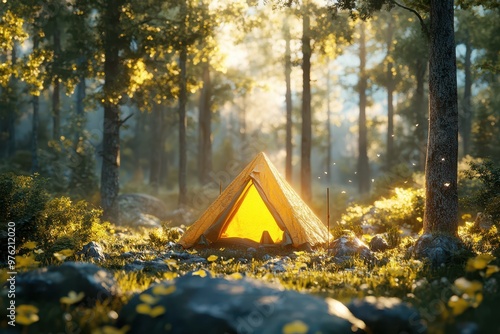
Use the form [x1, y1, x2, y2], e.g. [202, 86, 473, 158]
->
[179, 152, 332, 248]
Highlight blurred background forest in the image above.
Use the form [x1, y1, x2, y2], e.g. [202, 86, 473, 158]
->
[1, 0, 499, 223]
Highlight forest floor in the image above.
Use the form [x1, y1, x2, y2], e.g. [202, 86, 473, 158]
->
[1, 222, 500, 334]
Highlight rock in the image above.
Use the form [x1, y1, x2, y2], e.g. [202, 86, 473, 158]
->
[412, 233, 471, 266]
[117, 274, 366, 334]
[263, 259, 288, 273]
[347, 296, 427, 334]
[454, 322, 480, 334]
[134, 213, 161, 227]
[78, 241, 106, 262]
[329, 234, 374, 262]
[16, 262, 119, 305]
[124, 260, 145, 272]
[474, 212, 493, 231]
[181, 256, 208, 265]
[369, 235, 390, 252]
[164, 207, 194, 226]
[120, 252, 134, 259]
[118, 193, 168, 226]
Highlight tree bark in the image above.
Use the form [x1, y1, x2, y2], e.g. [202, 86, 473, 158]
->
[424, 0, 459, 235]
[52, 18, 61, 141]
[100, 0, 122, 222]
[150, 102, 164, 194]
[385, 19, 395, 170]
[198, 62, 212, 184]
[415, 59, 427, 171]
[31, 94, 39, 173]
[301, 8, 312, 202]
[461, 35, 472, 157]
[7, 42, 17, 158]
[74, 72, 86, 149]
[284, 18, 293, 183]
[178, 0, 188, 207]
[358, 22, 370, 195]
[326, 64, 332, 184]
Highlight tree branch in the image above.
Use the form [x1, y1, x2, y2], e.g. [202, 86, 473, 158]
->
[119, 113, 133, 127]
[391, 0, 429, 38]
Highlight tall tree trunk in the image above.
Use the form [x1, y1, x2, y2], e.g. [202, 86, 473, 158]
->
[178, 0, 188, 207]
[198, 62, 212, 184]
[239, 96, 247, 160]
[150, 102, 164, 194]
[326, 64, 332, 184]
[101, 0, 122, 222]
[424, 0, 459, 235]
[284, 18, 293, 183]
[301, 8, 312, 202]
[52, 18, 61, 141]
[415, 59, 427, 171]
[461, 35, 472, 157]
[385, 18, 395, 170]
[74, 72, 86, 148]
[358, 22, 370, 195]
[7, 42, 17, 158]
[31, 37, 40, 173]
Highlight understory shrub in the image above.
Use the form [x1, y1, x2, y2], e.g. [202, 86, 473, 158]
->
[460, 159, 500, 224]
[0, 172, 108, 259]
[0, 173, 49, 258]
[339, 187, 425, 236]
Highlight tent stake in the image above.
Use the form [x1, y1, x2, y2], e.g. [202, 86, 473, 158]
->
[327, 187, 330, 250]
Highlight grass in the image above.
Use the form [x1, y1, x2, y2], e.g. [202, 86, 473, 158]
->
[3, 223, 499, 334]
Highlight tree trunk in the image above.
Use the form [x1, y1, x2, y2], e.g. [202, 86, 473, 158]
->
[326, 64, 332, 184]
[100, 0, 122, 222]
[30, 36, 40, 173]
[424, 0, 459, 235]
[178, 0, 188, 207]
[461, 36, 472, 157]
[239, 96, 247, 161]
[358, 22, 370, 195]
[7, 42, 17, 158]
[150, 102, 164, 194]
[52, 18, 61, 141]
[284, 18, 293, 183]
[385, 19, 395, 170]
[386, 62, 395, 170]
[301, 8, 312, 202]
[74, 73, 86, 149]
[198, 62, 212, 184]
[415, 59, 427, 171]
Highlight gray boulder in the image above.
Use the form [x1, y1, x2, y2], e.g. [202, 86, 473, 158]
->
[329, 234, 374, 262]
[16, 262, 119, 305]
[347, 296, 427, 334]
[369, 235, 390, 252]
[117, 274, 366, 334]
[412, 233, 471, 266]
[118, 193, 168, 226]
[78, 241, 106, 262]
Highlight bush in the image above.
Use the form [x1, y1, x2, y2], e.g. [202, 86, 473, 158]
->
[37, 197, 109, 254]
[461, 159, 500, 224]
[0, 172, 109, 259]
[339, 187, 425, 235]
[0, 173, 49, 258]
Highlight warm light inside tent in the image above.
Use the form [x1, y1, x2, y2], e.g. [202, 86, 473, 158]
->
[219, 181, 284, 244]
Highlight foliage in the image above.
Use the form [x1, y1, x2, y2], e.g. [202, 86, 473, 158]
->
[36, 197, 109, 255]
[0, 173, 49, 257]
[148, 222, 183, 250]
[339, 187, 425, 235]
[460, 160, 500, 224]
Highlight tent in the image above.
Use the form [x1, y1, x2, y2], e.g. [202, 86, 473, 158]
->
[179, 152, 332, 248]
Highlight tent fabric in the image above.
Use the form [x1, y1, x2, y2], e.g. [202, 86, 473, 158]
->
[178, 152, 332, 248]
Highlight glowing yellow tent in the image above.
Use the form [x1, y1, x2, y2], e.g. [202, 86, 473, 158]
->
[178, 152, 332, 248]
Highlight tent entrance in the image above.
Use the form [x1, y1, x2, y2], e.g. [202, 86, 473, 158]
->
[217, 180, 285, 245]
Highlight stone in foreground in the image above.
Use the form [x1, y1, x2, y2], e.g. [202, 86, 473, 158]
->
[118, 273, 366, 334]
